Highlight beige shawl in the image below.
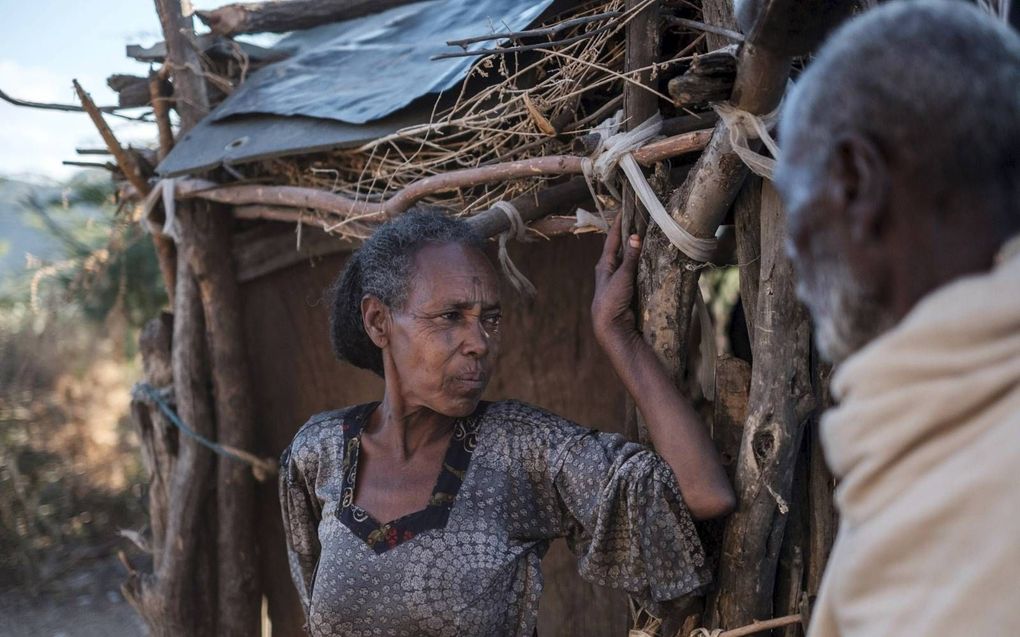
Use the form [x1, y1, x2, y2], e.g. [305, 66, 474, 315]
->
[808, 239, 1020, 637]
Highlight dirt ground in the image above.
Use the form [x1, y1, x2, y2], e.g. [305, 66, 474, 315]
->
[0, 556, 145, 637]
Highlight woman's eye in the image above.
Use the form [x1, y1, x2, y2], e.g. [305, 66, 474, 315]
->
[440, 311, 462, 322]
[483, 314, 502, 329]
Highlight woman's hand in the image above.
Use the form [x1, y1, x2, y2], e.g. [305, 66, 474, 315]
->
[591, 215, 736, 520]
[592, 214, 642, 348]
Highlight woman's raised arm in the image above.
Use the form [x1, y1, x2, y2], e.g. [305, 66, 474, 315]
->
[590, 217, 735, 520]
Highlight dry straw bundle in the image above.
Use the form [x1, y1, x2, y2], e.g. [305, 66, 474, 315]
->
[248, 0, 706, 238]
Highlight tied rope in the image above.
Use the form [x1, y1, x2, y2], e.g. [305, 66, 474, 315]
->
[583, 111, 718, 262]
[133, 382, 278, 482]
[138, 178, 181, 242]
[712, 101, 782, 180]
[492, 200, 537, 297]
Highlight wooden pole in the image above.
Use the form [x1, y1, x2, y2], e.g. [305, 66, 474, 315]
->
[706, 183, 815, 628]
[122, 254, 219, 637]
[148, 68, 175, 162]
[622, 0, 662, 460]
[153, 1, 260, 634]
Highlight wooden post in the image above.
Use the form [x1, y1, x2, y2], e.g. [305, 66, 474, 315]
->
[701, 0, 741, 51]
[806, 360, 837, 604]
[706, 183, 815, 628]
[733, 176, 762, 345]
[123, 253, 219, 637]
[150, 1, 261, 634]
[176, 201, 262, 636]
[624, 0, 663, 448]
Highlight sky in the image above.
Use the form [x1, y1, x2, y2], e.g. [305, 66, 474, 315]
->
[0, 0, 240, 181]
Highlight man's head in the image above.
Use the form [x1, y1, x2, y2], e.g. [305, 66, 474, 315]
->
[775, 0, 1020, 363]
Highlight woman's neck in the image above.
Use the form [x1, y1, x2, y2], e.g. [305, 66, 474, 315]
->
[369, 391, 454, 461]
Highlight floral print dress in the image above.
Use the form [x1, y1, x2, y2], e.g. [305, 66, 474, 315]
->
[279, 399, 709, 637]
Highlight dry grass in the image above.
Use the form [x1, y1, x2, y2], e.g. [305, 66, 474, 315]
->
[243, 0, 707, 239]
[0, 301, 145, 593]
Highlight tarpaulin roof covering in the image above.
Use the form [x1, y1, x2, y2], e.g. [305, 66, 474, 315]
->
[157, 0, 555, 176]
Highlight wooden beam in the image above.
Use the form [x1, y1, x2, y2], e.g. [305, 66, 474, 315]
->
[173, 128, 712, 220]
[108, 73, 169, 109]
[467, 177, 593, 238]
[706, 183, 815, 628]
[174, 201, 262, 636]
[149, 68, 175, 162]
[733, 176, 762, 346]
[196, 0, 420, 36]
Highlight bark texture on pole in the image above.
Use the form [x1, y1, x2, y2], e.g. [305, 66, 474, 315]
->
[123, 256, 218, 637]
[701, 0, 740, 51]
[623, 0, 662, 449]
[707, 183, 814, 628]
[177, 201, 262, 636]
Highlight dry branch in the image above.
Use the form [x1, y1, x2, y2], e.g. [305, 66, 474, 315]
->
[0, 86, 148, 121]
[196, 0, 419, 36]
[73, 81, 150, 196]
[73, 78, 179, 303]
[176, 128, 712, 219]
[665, 16, 744, 43]
[149, 69, 175, 161]
[447, 12, 622, 47]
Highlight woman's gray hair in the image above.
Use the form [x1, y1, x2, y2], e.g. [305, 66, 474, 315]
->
[779, 0, 1020, 210]
[329, 208, 484, 376]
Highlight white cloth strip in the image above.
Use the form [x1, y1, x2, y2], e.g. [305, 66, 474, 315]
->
[713, 101, 782, 180]
[492, 200, 537, 297]
[585, 110, 719, 262]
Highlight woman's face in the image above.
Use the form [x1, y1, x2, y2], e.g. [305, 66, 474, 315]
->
[381, 242, 502, 417]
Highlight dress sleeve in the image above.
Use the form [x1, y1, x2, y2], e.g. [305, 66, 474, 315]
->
[279, 442, 322, 617]
[552, 428, 711, 612]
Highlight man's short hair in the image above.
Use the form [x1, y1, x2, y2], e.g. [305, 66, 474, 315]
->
[779, 0, 1020, 210]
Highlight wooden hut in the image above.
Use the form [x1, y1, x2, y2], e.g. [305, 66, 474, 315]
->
[69, 0, 857, 635]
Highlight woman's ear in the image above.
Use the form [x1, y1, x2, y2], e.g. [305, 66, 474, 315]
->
[361, 295, 390, 349]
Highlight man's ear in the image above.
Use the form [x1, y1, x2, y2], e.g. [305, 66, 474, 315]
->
[361, 295, 390, 349]
[828, 133, 891, 245]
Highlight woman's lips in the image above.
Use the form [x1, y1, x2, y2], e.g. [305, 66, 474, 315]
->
[452, 373, 487, 390]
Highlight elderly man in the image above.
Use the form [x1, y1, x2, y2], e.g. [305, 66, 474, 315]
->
[774, 1, 1020, 635]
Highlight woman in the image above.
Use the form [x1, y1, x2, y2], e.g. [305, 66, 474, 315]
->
[280, 209, 734, 636]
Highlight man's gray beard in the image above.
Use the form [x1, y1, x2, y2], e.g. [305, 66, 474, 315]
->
[798, 258, 895, 365]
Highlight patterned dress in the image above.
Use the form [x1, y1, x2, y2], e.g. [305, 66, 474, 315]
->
[279, 399, 709, 636]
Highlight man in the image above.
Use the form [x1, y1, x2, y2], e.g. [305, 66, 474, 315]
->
[773, 1, 1020, 635]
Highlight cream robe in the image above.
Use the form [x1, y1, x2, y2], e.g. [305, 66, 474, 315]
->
[808, 239, 1020, 637]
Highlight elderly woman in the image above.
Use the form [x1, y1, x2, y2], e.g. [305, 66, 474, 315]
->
[279, 209, 734, 636]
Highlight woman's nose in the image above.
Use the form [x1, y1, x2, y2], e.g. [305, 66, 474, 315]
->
[461, 318, 490, 358]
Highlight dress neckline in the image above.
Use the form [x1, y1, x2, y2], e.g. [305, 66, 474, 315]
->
[336, 400, 485, 554]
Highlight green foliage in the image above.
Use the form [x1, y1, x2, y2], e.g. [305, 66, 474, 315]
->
[2, 171, 168, 328]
